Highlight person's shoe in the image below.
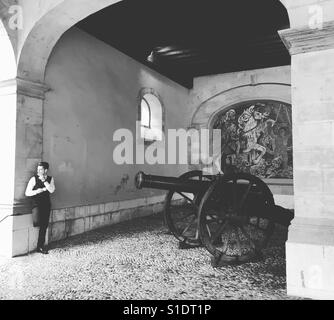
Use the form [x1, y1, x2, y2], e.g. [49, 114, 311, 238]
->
[36, 247, 49, 254]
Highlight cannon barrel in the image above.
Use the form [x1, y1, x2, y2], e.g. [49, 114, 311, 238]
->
[135, 171, 212, 194]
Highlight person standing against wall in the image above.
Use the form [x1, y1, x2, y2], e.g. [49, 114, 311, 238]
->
[25, 162, 56, 254]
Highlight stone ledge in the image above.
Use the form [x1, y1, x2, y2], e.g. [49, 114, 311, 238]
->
[274, 194, 294, 209]
[265, 178, 293, 186]
[279, 21, 334, 55]
[146, 194, 165, 205]
[17, 77, 50, 100]
[269, 185, 294, 196]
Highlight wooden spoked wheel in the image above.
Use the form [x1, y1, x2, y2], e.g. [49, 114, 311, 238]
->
[198, 172, 275, 265]
[164, 170, 214, 248]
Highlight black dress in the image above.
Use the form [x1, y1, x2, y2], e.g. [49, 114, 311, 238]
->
[31, 175, 52, 248]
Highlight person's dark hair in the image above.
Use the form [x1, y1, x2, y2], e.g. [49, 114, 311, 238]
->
[38, 161, 49, 170]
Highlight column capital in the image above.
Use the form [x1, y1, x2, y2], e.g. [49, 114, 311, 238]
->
[0, 202, 30, 216]
[0, 77, 50, 99]
[17, 77, 50, 100]
[278, 20, 334, 55]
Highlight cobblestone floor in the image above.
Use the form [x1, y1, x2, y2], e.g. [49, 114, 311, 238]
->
[0, 212, 303, 300]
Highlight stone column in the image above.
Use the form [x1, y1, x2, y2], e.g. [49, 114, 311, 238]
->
[279, 21, 334, 299]
[0, 77, 49, 257]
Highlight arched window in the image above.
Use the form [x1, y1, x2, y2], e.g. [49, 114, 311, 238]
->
[138, 90, 163, 141]
[140, 97, 151, 128]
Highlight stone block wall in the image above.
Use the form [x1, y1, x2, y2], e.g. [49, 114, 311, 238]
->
[48, 195, 165, 243]
[11, 214, 49, 257]
[7, 195, 166, 256]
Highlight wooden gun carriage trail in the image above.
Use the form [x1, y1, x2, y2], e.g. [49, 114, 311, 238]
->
[135, 170, 294, 267]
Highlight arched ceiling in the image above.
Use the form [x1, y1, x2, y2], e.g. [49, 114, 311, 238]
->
[77, 0, 290, 88]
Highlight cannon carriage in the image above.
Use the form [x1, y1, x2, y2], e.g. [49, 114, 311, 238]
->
[135, 170, 293, 266]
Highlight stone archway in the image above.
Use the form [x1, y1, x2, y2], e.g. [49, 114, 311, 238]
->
[17, 0, 122, 83]
[12, 0, 124, 203]
[188, 80, 293, 200]
[191, 83, 291, 128]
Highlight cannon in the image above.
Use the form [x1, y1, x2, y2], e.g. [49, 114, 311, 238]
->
[135, 170, 294, 266]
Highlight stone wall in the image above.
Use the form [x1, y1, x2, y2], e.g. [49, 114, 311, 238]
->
[48, 195, 165, 245]
[43, 27, 189, 209]
[26, 27, 189, 251]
